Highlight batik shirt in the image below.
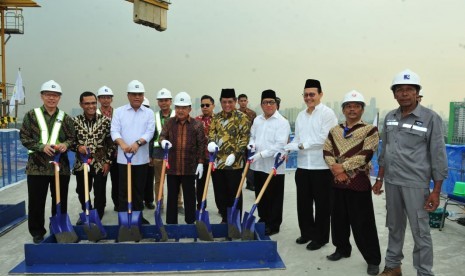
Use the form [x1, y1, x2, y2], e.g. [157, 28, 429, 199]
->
[208, 110, 250, 169]
[73, 113, 114, 174]
[159, 116, 205, 175]
[20, 106, 75, 175]
[323, 121, 379, 191]
[195, 114, 212, 158]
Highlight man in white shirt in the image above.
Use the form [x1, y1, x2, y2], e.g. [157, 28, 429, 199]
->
[284, 79, 338, 250]
[110, 80, 155, 224]
[248, 89, 291, 236]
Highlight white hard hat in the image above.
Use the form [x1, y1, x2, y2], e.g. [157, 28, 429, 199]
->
[157, 88, 172, 99]
[173, 92, 192, 106]
[127, 80, 145, 93]
[40, 80, 62, 94]
[342, 90, 365, 107]
[391, 69, 421, 91]
[97, 86, 114, 97]
[142, 97, 150, 107]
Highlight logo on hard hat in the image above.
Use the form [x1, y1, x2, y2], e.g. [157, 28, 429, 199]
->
[403, 74, 410, 80]
[181, 98, 184, 101]
[351, 93, 356, 97]
[105, 89, 108, 92]
[135, 85, 139, 88]
[52, 85, 56, 88]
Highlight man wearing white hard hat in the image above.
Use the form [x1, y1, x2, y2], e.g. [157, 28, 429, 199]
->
[373, 69, 448, 276]
[151, 88, 183, 212]
[20, 80, 75, 243]
[159, 92, 206, 224]
[323, 90, 381, 275]
[111, 80, 155, 224]
[96, 85, 119, 212]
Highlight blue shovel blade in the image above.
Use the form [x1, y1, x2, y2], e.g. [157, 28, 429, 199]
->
[118, 210, 142, 228]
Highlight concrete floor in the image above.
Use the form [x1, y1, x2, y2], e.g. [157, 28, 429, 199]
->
[1, 171, 464, 275]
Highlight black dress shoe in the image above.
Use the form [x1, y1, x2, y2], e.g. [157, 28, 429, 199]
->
[326, 251, 350, 261]
[306, 241, 324, 251]
[33, 235, 44, 244]
[296, 236, 311, 244]
[145, 202, 155, 209]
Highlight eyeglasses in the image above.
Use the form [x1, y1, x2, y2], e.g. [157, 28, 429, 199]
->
[303, 92, 317, 98]
[42, 93, 60, 98]
[201, 104, 211, 108]
[262, 100, 276, 106]
[82, 102, 97, 106]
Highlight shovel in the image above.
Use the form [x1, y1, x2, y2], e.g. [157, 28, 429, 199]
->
[78, 150, 107, 242]
[49, 150, 79, 243]
[242, 153, 285, 240]
[195, 148, 217, 241]
[117, 152, 142, 242]
[227, 149, 252, 239]
[154, 145, 169, 242]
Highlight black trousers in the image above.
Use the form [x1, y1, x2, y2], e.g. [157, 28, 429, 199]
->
[211, 169, 242, 223]
[331, 188, 381, 265]
[196, 162, 209, 210]
[166, 175, 196, 224]
[109, 158, 119, 209]
[118, 164, 147, 212]
[295, 168, 332, 244]
[27, 174, 71, 237]
[75, 168, 108, 219]
[144, 163, 155, 204]
[254, 171, 285, 231]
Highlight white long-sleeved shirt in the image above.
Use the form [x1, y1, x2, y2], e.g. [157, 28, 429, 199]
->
[249, 111, 291, 174]
[111, 103, 155, 165]
[292, 103, 338, 170]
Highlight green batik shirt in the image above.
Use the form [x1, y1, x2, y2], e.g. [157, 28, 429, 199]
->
[208, 109, 250, 169]
[20, 106, 75, 176]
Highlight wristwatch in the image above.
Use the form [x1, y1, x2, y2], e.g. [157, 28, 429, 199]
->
[298, 143, 304, 150]
[136, 140, 143, 146]
[376, 177, 383, 182]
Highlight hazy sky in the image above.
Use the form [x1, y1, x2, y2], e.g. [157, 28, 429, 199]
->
[7, 0, 465, 118]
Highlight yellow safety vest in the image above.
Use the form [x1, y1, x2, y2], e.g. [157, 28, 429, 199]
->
[28, 108, 65, 154]
[154, 110, 175, 147]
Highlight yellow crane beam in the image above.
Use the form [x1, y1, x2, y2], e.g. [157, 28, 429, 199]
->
[0, 0, 39, 118]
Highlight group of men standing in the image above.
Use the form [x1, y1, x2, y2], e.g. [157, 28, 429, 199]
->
[20, 68, 447, 276]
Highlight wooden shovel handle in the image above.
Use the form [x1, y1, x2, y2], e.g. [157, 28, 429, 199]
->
[254, 169, 274, 204]
[83, 163, 90, 214]
[157, 159, 167, 202]
[54, 163, 61, 204]
[201, 162, 213, 202]
[127, 162, 132, 213]
[235, 161, 250, 198]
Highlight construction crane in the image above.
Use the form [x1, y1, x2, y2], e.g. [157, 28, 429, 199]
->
[0, 0, 40, 123]
[126, 0, 171, 31]
[0, 0, 168, 126]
